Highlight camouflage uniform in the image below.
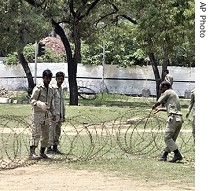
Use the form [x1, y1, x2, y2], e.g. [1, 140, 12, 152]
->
[49, 84, 65, 147]
[29, 83, 55, 149]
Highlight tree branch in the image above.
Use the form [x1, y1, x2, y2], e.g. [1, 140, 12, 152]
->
[111, 3, 118, 11]
[24, 0, 45, 7]
[79, 0, 100, 20]
[93, 9, 117, 27]
[70, 0, 76, 17]
[121, 14, 137, 24]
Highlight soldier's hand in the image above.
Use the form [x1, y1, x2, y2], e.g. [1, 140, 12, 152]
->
[36, 101, 50, 111]
[152, 104, 157, 110]
[153, 108, 160, 114]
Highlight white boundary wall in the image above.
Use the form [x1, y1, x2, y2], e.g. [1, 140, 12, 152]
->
[0, 63, 195, 97]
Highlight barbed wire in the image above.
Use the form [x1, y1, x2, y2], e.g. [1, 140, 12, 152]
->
[0, 111, 194, 170]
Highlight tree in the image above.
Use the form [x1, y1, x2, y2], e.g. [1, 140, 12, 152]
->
[1, 0, 194, 101]
[133, 0, 195, 98]
[24, 0, 137, 105]
[81, 22, 148, 67]
[0, 0, 51, 94]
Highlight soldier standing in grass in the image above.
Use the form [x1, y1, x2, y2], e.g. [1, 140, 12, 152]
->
[47, 71, 65, 154]
[152, 81, 183, 163]
[163, 69, 173, 88]
[186, 88, 195, 143]
[29, 69, 56, 159]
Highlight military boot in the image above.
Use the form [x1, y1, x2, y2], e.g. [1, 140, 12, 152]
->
[169, 149, 183, 163]
[158, 151, 168, 161]
[53, 145, 63, 155]
[40, 147, 49, 159]
[47, 146, 54, 154]
[29, 146, 39, 160]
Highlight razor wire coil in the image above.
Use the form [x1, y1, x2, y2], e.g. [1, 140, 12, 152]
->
[0, 111, 194, 170]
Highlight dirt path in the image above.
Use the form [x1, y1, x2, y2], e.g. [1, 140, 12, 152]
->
[0, 164, 193, 191]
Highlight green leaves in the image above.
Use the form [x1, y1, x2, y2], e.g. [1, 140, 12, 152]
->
[134, 0, 194, 66]
[0, 0, 51, 55]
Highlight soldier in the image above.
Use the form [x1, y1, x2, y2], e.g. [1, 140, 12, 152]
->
[186, 88, 195, 143]
[47, 71, 65, 154]
[152, 81, 183, 163]
[163, 69, 173, 88]
[29, 69, 56, 159]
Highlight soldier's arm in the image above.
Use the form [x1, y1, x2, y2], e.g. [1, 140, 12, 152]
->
[49, 88, 56, 116]
[29, 87, 41, 106]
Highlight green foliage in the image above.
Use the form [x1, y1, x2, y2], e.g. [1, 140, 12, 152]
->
[134, 0, 195, 66]
[4, 43, 66, 65]
[11, 92, 28, 102]
[0, 0, 51, 54]
[1, 0, 195, 68]
[171, 46, 195, 67]
[80, 1, 194, 68]
[38, 49, 66, 63]
[81, 22, 148, 67]
[3, 52, 19, 65]
[23, 43, 36, 62]
[81, 43, 102, 65]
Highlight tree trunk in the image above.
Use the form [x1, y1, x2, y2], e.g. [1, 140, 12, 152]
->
[51, 19, 78, 105]
[149, 52, 161, 99]
[162, 36, 170, 80]
[18, 52, 35, 96]
[73, 16, 81, 64]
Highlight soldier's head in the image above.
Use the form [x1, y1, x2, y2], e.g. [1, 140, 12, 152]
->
[55, 71, 65, 87]
[160, 81, 171, 93]
[163, 69, 169, 75]
[42, 69, 53, 87]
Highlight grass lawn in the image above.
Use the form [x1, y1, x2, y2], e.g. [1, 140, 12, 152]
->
[0, 96, 194, 189]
